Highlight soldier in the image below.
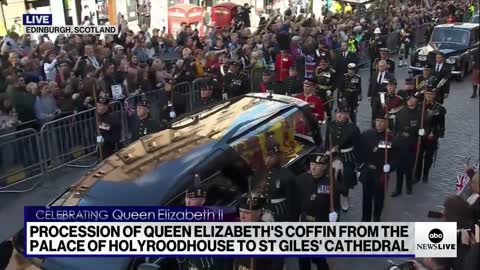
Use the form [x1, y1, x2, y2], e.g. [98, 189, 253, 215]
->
[297, 154, 343, 270]
[391, 93, 422, 197]
[368, 28, 386, 72]
[282, 66, 303, 96]
[159, 77, 187, 125]
[398, 25, 413, 67]
[373, 48, 395, 75]
[223, 60, 249, 99]
[397, 77, 417, 102]
[194, 77, 220, 110]
[258, 134, 297, 222]
[368, 60, 394, 127]
[179, 175, 232, 270]
[96, 97, 122, 159]
[232, 195, 273, 270]
[130, 99, 161, 142]
[358, 110, 394, 222]
[295, 78, 325, 122]
[324, 102, 361, 212]
[432, 51, 451, 104]
[374, 79, 404, 129]
[275, 32, 294, 83]
[414, 63, 436, 92]
[339, 63, 362, 124]
[416, 86, 447, 183]
[315, 56, 337, 121]
[259, 69, 281, 94]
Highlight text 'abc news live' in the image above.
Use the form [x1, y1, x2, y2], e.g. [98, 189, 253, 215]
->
[23, 207, 457, 258]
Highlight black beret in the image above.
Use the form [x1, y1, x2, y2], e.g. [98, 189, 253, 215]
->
[238, 195, 266, 211]
[387, 78, 397, 85]
[310, 154, 329, 164]
[304, 77, 317, 84]
[263, 69, 273, 75]
[405, 77, 414, 83]
[380, 48, 390, 53]
[137, 99, 150, 108]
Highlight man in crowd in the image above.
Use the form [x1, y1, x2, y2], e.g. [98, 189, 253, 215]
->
[339, 63, 362, 124]
[324, 102, 361, 212]
[130, 99, 161, 142]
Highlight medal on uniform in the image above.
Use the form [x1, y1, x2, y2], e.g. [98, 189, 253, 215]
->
[276, 179, 280, 189]
[167, 101, 172, 107]
[310, 194, 317, 200]
[373, 146, 378, 152]
[143, 128, 147, 135]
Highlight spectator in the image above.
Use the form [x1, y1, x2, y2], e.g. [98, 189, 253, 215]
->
[34, 84, 61, 124]
[43, 50, 58, 81]
[0, 95, 18, 133]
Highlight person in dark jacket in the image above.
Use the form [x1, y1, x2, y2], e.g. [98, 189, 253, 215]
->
[97, 97, 122, 159]
[194, 78, 220, 110]
[130, 99, 161, 142]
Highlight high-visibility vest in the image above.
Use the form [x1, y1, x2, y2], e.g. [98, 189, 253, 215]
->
[0, 22, 7, 36]
[348, 39, 357, 53]
[345, 4, 352, 14]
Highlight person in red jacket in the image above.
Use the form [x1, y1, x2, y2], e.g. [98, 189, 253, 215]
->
[295, 78, 325, 122]
[275, 50, 294, 83]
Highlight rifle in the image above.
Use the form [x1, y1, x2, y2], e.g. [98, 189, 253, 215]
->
[413, 91, 427, 180]
[328, 134, 335, 213]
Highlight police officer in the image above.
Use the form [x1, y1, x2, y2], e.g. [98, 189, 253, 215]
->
[259, 69, 281, 94]
[223, 60, 250, 99]
[96, 97, 122, 159]
[397, 77, 417, 102]
[416, 86, 447, 183]
[391, 93, 422, 197]
[179, 175, 232, 270]
[259, 135, 297, 222]
[339, 63, 362, 124]
[414, 63, 437, 92]
[432, 51, 451, 104]
[297, 154, 343, 270]
[325, 102, 361, 212]
[130, 99, 161, 142]
[358, 110, 394, 222]
[232, 195, 273, 270]
[373, 48, 395, 75]
[369, 28, 386, 72]
[315, 56, 337, 121]
[282, 66, 303, 96]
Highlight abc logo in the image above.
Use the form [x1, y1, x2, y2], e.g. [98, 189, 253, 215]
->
[428, 228, 444, 243]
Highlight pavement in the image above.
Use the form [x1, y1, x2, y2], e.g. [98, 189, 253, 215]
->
[0, 59, 478, 270]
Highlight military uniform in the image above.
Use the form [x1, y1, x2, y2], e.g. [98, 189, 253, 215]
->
[159, 78, 188, 125]
[373, 57, 395, 75]
[368, 34, 386, 71]
[315, 60, 336, 121]
[416, 88, 447, 182]
[97, 98, 122, 159]
[223, 61, 249, 99]
[130, 100, 161, 142]
[398, 28, 413, 67]
[259, 136, 297, 221]
[324, 104, 361, 211]
[282, 67, 303, 96]
[297, 154, 343, 270]
[397, 78, 418, 102]
[339, 63, 362, 123]
[358, 111, 394, 222]
[391, 95, 422, 196]
[413, 64, 438, 92]
[259, 69, 282, 94]
[373, 79, 404, 129]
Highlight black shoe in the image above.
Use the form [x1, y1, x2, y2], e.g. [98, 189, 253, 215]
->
[407, 190, 413, 195]
[391, 192, 401, 197]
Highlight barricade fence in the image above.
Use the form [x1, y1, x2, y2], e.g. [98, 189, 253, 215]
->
[0, 25, 433, 192]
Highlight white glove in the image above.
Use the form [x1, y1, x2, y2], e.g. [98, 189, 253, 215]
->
[329, 211, 338, 222]
[261, 210, 275, 222]
[96, 135, 104, 144]
[169, 110, 176, 118]
[356, 170, 361, 179]
[383, 163, 390, 173]
[418, 128, 425, 136]
[72, 93, 80, 100]
[326, 90, 332, 96]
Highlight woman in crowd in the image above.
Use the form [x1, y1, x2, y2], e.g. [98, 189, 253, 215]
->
[34, 83, 61, 125]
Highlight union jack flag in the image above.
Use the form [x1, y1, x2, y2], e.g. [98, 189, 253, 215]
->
[456, 174, 468, 192]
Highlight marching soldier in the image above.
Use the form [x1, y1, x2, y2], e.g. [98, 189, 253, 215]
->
[297, 154, 344, 270]
[324, 102, 361, 212]
[416, 86, 447, 183]
[223, 60, 249, 99]
[397, 77, 417, 102]
[398, 25, 413, 67]
[159, 77, 187, 125]
[358, 110, 394, 222]
[369, 28, 386, 73]
[259, 69, 282, 94]
[282, 66, 303, 96]
[391, 93, 422, 197]
[315, 55, 337, 121]
[339, 63, 362, 124]
[414, 63, 437, 92]
[295, 78, 325, 122]
[96, 97, 122, 159]
[373, 48, 395, 75]
[232, 195, 273, 270]
[130, 99, 161, 142]
[368, 60, 394, 127]
[179, 175, 232, 270]
[373, 79, 404, 129]
[258, 134, 297, 221]
[432, 51, 451, 104]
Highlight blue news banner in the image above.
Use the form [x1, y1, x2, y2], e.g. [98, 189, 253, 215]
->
[24, 206, 238, 222]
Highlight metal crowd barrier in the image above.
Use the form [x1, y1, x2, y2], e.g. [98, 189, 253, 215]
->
[110, 100, 129, 143]
[0, 128, 43, 192]
[175, 81, 194, 112]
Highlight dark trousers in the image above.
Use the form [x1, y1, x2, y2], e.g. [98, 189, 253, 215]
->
[299, 257, 329, 270]
[0, 240, 13, 269]
[416, 139, 438, 181]
[100, 142, 117, 160]
[361, 171, 385, 222]
[396, 167, 412, 193]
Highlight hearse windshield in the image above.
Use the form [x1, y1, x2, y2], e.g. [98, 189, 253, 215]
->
[430, 28, 470, 48]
